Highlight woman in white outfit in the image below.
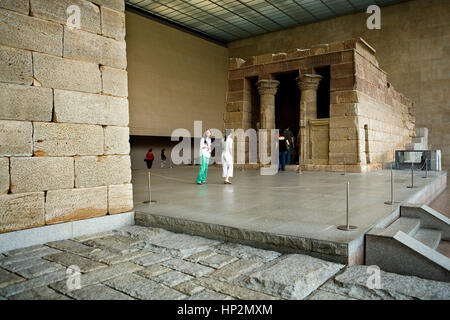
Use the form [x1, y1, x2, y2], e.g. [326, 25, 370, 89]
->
[222, 129, 234, 184]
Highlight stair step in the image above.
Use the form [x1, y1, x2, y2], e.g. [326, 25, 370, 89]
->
[413, 229, 441, 249]
[387, 217, 421, 236]
[437, 240, 450, 259]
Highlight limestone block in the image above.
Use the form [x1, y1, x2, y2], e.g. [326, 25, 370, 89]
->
[286, 48, 310, 59]
[10, 157, 74, 193]
[239, 254, 343, 300]
[104, 126, 130, 155]
[108, 184, 133, 214]
[101, 6, 125, 40]
[30, 0, 101, 34]
[330, 91, 359, 104]
[0, 0, 29, 14]
[0, 157, 8, 194]
[0, 192, 45, 233]
[0, 83, 53, 121]
[228, 79, 246, 92]
[0, 9, 63, 56]
[33, 53, 101, 93]
[228, 58, 245, 69]
[0, 46, 32, 85]
[226, 101, 244, 112]
[0, 120, 32, 156]
[91, 0, 125, 12]
[64, 28, 127, 69]
[33, 122, 104, 157]
[45, 187, 108, 224]
[101, 66, 128, 97]
[330, 103, 358, 117]
[329, 116, 358, 129]
[74, 155, 131, 188]
[310, 44, 328, 55]
[331, 76, 355, 91]
[54, 89, 129, 126]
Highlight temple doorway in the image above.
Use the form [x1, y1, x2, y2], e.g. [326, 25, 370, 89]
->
[275, 72, 301, 164]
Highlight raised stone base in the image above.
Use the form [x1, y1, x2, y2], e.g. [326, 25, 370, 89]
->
[0, 212, 134, 253]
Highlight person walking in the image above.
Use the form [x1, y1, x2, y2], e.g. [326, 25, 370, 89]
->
[278, 133, 289, 171]
[144, 149, 154, 170]
[222, 129, 234, 184]
[196, 129, 212, 184]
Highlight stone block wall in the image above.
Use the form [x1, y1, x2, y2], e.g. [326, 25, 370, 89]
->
[0, 0, 133, 234]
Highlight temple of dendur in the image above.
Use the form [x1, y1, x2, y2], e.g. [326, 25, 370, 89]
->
[226, 38, 415, 172]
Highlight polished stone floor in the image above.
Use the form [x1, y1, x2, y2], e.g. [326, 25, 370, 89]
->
[132, 166, 447, 248]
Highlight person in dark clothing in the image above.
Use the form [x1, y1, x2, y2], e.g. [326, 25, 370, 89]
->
[278, 134, 289, 171]
[145, 149, 154, 169]
[283, 126, 294, 165]
[161, 149, 167, 168]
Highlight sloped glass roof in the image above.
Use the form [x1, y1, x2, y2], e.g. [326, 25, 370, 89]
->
[125, 0, 409, 43]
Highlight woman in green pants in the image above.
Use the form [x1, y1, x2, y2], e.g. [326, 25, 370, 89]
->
[196, 129, 212, 184]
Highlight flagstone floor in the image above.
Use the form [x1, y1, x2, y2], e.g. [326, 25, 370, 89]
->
[0, 225, 449, 300]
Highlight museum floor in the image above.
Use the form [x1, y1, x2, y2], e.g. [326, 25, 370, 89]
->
[1, 225, 449, 300]
[132, 166, 447, 264]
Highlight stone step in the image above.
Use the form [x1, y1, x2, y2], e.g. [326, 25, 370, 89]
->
[413, 228, 441, 250]
[401, 204, 450, 240]
[386, 217, 421, 236]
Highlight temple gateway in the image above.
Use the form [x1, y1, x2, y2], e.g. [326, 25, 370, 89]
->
[226, 38, 415, 172]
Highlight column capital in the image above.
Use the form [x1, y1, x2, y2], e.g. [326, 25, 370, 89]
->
[296, 74, 322, 91]
[256, 79, 280, 96]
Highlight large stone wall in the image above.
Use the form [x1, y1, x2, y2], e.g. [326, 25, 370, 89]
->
[228, 0, 450, 169]
[0, 0, 133, 233]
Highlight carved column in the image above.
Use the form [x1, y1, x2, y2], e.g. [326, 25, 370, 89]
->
[296, 74, 322, 165]
[256, 79, 279, 130]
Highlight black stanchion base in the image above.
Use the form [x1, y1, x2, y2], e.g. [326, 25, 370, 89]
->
[337, 225, 358, 231]
[407, 186, 418, 188]
[143, 200, 157, 204]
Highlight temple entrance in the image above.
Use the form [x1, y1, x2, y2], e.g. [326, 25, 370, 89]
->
[315, 66, 331, 119]
[275, 72, 301, 164]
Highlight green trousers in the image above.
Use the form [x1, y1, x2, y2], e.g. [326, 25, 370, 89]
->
[196, 155, 210, 183]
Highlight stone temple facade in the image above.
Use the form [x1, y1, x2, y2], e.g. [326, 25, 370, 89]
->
[226, 38, 416, 172]
[0, 0, 133, 234]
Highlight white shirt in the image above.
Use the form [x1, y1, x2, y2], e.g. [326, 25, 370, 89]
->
[199, 137, 211, 158]
[222, 138, 233, 163]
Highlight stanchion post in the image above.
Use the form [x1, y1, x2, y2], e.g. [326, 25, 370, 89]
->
[407, 162, 417, 188]
[337, 181, 357, 231]
[384, 165, 398, 205]
[423, 154, 428, 178]
[143, 170, 157, 204]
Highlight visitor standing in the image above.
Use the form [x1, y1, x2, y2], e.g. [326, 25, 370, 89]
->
[144, 149, 154, 169]
[196, 129, 212, 184]
[161, 149, 167, 168]
[222, 129, 234, 184]
[278, 134, 289, 171]
[283, 126, 294, 165]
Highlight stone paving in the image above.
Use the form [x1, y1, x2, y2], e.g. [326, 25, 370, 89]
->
[0, 225, 449, 300]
